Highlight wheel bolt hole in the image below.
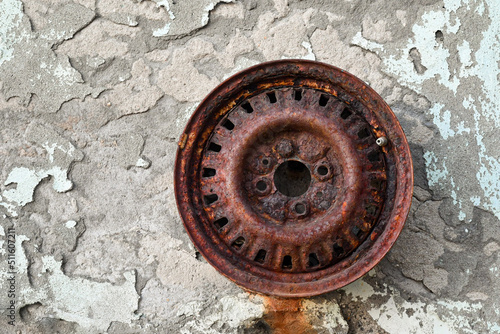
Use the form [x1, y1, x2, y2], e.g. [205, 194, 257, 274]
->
[294, 203, 306, 215]
[256, 180, 267, 191]
[202, 168, 216, 177]
[317, 165, 329, 176]
[262, 159, 269, 165]
[316, 191, 323, 198]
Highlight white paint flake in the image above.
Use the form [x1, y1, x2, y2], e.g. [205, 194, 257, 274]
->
[429, 103, 454, 140]
[152, 0, 174, 36]
[153, 0, 233, 37]
[10, 235, 139, 331]
[65, 220, 77, 228]
[202, 1, 233, 26]
[352, 31, 385, 51]
[0, 166, 73, 216]
[423, 151, 449, 187]
[468, 97, 500, 221]
[0, 0, 24, 66]
[153, 0, 174, 38]
[301, 41, 316, 60]
[153, 23, 171, 37]
[41, 256, 139, 331]
[0, 123, 84, 217]
[457, 40, 473, 69]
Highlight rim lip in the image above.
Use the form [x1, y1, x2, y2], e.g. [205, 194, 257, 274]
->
[174, 59, 413, 297]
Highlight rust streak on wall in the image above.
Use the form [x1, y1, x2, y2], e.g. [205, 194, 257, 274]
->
[262, 296, 316, 334]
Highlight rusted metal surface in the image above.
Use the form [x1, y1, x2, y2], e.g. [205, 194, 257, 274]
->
[174, 60, 413, 297]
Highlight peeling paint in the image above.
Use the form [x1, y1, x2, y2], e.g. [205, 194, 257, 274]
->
[8, 235, 140, 331]
[352, 31, 385, 51]
[0, 123, 83, 217]
[41, 256, 139, 331]
[423, 151, 449, 187]
[1, 166, 72, 210]
[156, 38, 220, 102]
[152, 0, 174, 37]
[428, 103, 470, 140]
[151, 0, 233, 37]
[177, 294, 264, 334]
[108, 58, 164, 118]
[0, 0, 24, 66]
[353, 4, 460, 93]
[344, 278, 499, 334]
[352, 0, 500, 221]
[1, 0, 500, 332]
[464, 96, 500, 220]
[0, 0, 99, 111]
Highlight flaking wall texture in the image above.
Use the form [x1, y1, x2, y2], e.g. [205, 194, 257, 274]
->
[0, 0, 499, 333]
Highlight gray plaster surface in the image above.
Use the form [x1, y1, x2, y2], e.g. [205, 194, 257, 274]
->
[0, 0, 499, 333]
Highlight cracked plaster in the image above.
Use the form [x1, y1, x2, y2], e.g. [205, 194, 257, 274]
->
[1, 0, 500, 333]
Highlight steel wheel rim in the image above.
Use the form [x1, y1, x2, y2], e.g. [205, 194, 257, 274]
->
[174, 59, 413, 297]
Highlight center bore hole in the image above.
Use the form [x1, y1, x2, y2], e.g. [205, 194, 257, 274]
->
[274, 160, 311, 197]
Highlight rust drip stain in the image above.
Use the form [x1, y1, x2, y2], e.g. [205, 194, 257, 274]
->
[262, 296, 316, 334]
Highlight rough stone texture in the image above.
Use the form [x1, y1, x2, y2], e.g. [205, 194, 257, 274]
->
[0, 0, 499, 333]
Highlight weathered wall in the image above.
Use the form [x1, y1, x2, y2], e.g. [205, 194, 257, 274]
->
[0, 0, 499, 333]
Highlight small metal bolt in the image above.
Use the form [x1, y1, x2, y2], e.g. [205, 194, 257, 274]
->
[376, 137, 388, 147]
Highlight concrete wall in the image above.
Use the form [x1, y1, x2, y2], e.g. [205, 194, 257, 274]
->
[0, 0, 499, 332]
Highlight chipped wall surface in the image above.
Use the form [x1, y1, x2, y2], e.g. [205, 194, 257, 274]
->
[0, 0, 499, 333]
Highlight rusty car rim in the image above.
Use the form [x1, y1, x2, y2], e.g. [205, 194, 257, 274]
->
[174, 60, 413, 297]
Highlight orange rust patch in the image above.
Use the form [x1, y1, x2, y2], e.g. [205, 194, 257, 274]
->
[262, 296, 316, 334]
[178, 133, 188, 149]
